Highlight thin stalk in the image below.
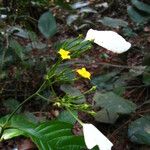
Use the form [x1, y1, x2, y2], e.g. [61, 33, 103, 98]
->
[66, 107, 83, 126]
[3, 80, 47, 128]
[37, 81, 46, 93]
[47, 58, 62, 77]
[50, 85, 57, 97]
[36, 93, 49, 101]
[3, 92, 36, 128]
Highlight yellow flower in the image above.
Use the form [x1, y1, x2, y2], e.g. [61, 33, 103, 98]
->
[58, 49, 71, 60]
[76, 67, 91, 79]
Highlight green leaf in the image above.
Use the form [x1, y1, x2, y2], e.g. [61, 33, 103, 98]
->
[57, 110, 77, 124]
[24, 112, 40, 124]
[122, 27, 137, 37]
[49, 135, 86, 150]
[38, 11, 57, 38]
[8, 26, 29, 39]
[28, 31, 38, 42]
[98, 17, 128, 28]
[33, 121, 83, 150]
[60, 84, 85, 103]
[127, 6, 150, 24]
[128, 116, 150, 145]
[131, 0, 150, 14]
[0, 115, 86, 150]
[94, 92, 137, 114]
[26, 41, 46, 51]
[95, 109, 119, 124]
[56, 66, 76, 83]
[1, 129, 24, 140]
[91, 71, 119, 90]
[9, 39, 25, 61]
[62, 38, 92, 57]
[0, 115, 36, 129]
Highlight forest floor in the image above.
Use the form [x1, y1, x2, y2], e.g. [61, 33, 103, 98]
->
[0, 0, 150, 150]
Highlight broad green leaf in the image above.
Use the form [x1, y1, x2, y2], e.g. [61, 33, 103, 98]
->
[55, 38, 92, 57]
[60, 84, 85, 103]
[0, 115, 36, 129]
[98, 17, 128, 28]
[7, 26, 29, 39]
[24, 112, 39, 124]
[122, 27, 137, 37]
[57, 110, 77, 124]
[38, 11, 57, 38]
[63, 38, 92, 55]
[131, 0, 150, 14]
[1, 129, 24, 140]
[91, 71, 119, 90]
[95, 109, 119, 124]
[127, 6, 149, 24]
[128, 116, 150, 145]
[0, 115, 86, 150]
[56, 66, 75, 83]
[9, 39, 25, 61]
[28, 31, 38, 42]
[26, 41, 46, 51]
[94, 91, 137, 114]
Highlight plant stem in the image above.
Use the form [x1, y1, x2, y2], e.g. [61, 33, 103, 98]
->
[2, 59, 62, 130]
[3, 81, 47, 128]
[37, 81, 46, 93]
[66, 107, 83, 126]
[36, 93, 49, 101]
[3, 93, 36, 128]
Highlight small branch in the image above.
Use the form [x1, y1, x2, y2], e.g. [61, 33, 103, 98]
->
[36, 93, 49, 101]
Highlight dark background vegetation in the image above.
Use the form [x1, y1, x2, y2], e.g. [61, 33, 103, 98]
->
[0, 0, 150, 149]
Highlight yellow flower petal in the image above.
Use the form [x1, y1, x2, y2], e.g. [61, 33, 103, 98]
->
[58, 49, 71, 60]
[76, 67, 91, 79]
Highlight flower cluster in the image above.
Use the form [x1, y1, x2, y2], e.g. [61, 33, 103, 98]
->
[57, 29, 131, 150]
[58, 49, 91, 80]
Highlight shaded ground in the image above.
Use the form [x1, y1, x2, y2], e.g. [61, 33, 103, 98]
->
[0, 0, 150, 150]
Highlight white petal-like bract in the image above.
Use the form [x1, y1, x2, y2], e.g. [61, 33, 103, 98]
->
[85, 29, 131, 53]
[83, 123, 113, 150]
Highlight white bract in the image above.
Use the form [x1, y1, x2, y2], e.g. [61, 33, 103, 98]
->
[85, 29, 131, 53]
[83, 123, 113, 150]
[0, 14, 7, 19]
